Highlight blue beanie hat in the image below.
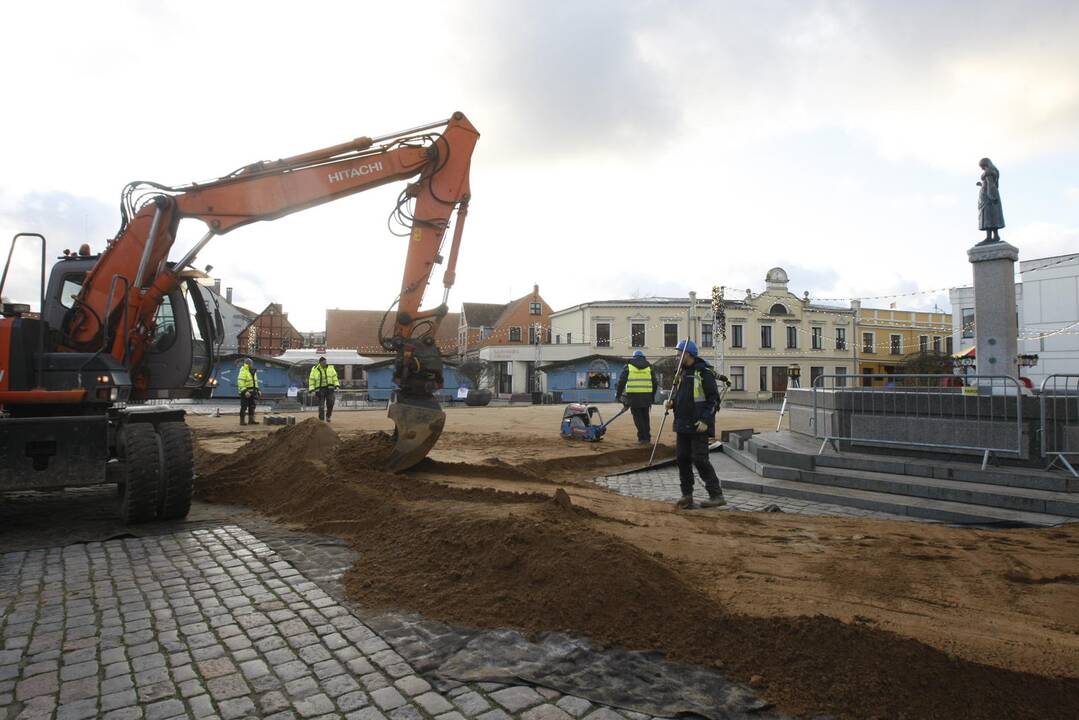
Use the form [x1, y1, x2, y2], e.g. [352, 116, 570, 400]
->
[676, 339, 698, 357]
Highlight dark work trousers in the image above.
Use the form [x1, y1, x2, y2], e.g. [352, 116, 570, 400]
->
[240, 390, 258, 423]
[317, 388, 336, 421]
[676, 432, 722, 497]
[630, 406, 651, 442]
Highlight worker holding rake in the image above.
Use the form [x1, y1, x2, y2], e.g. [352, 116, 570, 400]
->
[667, 340, 727, 509]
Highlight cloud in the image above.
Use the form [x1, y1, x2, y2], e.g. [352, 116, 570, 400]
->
[0, 190, 116, 306]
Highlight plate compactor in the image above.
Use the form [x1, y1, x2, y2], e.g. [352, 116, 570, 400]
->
[560, 403, 629, 442]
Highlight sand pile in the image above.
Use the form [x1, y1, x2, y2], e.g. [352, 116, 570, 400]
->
[195, 420, 1079, 720]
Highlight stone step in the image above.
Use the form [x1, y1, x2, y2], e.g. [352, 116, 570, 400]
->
[762, 465, 1079, 518]
[719, 444, 1073, 527]
[744, 435, 1076, 493]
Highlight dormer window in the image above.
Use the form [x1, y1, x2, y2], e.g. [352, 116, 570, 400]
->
[769, 303, 788, 315]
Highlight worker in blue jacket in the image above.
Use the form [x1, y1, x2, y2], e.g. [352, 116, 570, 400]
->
[667, 339, 729, 509]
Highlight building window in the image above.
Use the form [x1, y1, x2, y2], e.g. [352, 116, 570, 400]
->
[835, 327, 846, 350]
[890, 334, 902, 355]
[946, 336, 953, 354]
[811, 327, 823, 350]
[919, 335, 929, 352]
[587, 358, 611, 389]
[701, 322, 713, 348]
[480, 326, 493, 340]
[759, 366, 768, 391]
[835, 367, 847, 387]
[664, 323, 678, 348]
[862, 332, 874, 353]
[631, 323, 646, 348]
[786, 326, 798, 349]
[731, 324, 744, 348]
[528, 325, 539, 344]
[761, 325, 773, 349]
[810, 366, 824, 386]
[770, 303, 788, 315]
[508, 326, 522, 342]
[567, 332, 572, 344]
[932, 336, 941, 352]
[529, 302, 541, 315]
[556, 334, 561, 344]
[961, 308, 975, 339]
[596, 323, 610, 347]
[730, 366, 745, 390]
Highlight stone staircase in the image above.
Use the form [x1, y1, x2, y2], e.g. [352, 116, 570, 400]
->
[720, 431, 1078, 527]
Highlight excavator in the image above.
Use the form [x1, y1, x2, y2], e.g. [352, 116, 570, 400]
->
[0, 112, 479, 523]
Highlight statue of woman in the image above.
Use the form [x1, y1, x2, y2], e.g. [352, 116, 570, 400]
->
[977, 158, 1004, 242]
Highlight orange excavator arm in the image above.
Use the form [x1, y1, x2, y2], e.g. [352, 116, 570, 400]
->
[62, 112, 479, 470]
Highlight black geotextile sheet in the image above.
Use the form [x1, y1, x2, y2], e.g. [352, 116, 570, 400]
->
[420, 627, 784, 720]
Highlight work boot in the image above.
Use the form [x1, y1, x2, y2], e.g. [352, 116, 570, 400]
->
[700, 492, 727, 508]
[248, 415, 259, 425]
[240, 416, 247, 426]
[675, 495, 696, 510]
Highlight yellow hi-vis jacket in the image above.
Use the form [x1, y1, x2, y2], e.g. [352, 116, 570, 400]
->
[308, 363, 339, 391]
[625, 364, 654, 393]
[237, 364, 259, 392]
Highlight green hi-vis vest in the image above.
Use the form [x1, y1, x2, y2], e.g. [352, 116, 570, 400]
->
[692, 370, 705, 402]
[625, 365, 653, 393]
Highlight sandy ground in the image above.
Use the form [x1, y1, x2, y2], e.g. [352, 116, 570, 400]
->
[188, 403, 782, 464]
[190, 407, 1079, 719]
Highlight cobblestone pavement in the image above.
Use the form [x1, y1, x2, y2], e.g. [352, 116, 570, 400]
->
[595, 456, 918, 521]
[0, 524, 671, 720]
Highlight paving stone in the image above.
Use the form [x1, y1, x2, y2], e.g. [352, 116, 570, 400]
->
[207, 672, 249, 701]
[454, 690, 493, 716]
[286, 675, 320, 699]
[103, 707, 144, 720]
[394, 675, 430, 696]
[346, 709, 387, 720]
[346, 658, 375, 676]
[56, 698, 99, 720]
[536, 688, 562, 701]
[136, 678, 176, 704]
[490, 686, 545, 713]
[370, 685, 408, 711]
[435, 712, 468, 720]
[146, 698, 186, 720]
[59, 677, 99, 703]
[294, 692, 336, 718]
[262, 689, 292, 713]
[15, 670, 58, 700]
[521, 704, 574, 720]
[101, 688, 138, 712]
[389, 706, 425, 720]
[299, 644, 333, 664]
[59, 659, 98, 681]
[323, 673, 361, 698]
[219, 696, 258, 720]
[267, 712, 300, 720]
[476, 710, 512, 720]
[313, 658, 346, 679]
[189, 694, 216, 718]
[276, 659, 310, 681]
[240, 658, 271, 680]
[556, 696, 593, 718]
[337, 689, 371, 712]
[198, 656, 238, 679]
[415, 691, 455, 715]
[581, 710, 626, 720]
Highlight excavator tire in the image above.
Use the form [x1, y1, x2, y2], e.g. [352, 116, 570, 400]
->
[157, 422, 194, 521]
[119, 424, 161, 524]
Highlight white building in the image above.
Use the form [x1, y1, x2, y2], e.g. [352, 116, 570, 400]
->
[949, 252, 1079, 384]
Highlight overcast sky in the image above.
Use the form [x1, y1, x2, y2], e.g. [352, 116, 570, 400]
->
[2, 1, 1077, 330]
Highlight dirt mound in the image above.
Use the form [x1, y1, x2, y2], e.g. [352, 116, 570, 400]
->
[519, 444, 674, 475]
[336, 431, 397, 469]
[193, 421, 1079, 720]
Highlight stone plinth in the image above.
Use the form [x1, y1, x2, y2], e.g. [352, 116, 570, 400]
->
[967, 241, 1019, 378]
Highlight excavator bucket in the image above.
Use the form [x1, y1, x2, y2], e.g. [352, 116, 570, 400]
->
[384, 396, 446, 472]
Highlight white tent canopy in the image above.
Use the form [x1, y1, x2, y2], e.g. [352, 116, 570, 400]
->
[275, 348, 376, 367]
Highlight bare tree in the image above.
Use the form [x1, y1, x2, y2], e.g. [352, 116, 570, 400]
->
[456, 359, 490, 389]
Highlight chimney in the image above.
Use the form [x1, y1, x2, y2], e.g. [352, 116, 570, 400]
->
[226, 287, 233, 304]
[213, 279, 221, 295]
[533, 284, 539, 297]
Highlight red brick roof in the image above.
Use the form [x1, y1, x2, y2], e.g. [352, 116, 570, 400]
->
[325, 309, 460, 355]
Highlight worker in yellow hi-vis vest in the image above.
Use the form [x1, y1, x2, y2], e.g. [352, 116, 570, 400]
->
[616, 350, 660, 444]
[308, 356, 340, 422]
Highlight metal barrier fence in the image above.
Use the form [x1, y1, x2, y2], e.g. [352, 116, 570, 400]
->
[811, 374, 1024, 469]
[1040, 374, 1079, 477]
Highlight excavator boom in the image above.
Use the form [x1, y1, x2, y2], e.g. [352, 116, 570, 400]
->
[2, 112, 479, 481]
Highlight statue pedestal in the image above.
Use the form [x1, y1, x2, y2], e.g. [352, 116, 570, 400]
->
[967, 240, 1019, 379]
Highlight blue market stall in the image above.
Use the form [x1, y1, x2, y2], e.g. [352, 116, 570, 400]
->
[366, 359, 461, 401]
[209, 354, 296, 399]
[539, 354, 630, 403]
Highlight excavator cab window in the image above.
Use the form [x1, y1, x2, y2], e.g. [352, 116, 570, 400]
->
[183, 279, 214, 386]
[58, 276, 84, 309]
[151, 297, 178, 351]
